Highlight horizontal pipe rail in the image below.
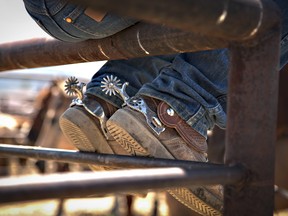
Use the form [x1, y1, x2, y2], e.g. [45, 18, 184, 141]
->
[0, 144, 222, 169]
[0, 166, 245, 203]
[0, 22, 226, 72]
[70, 0, 280, 41]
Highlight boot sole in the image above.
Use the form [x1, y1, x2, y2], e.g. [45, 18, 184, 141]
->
[59, 107, 115, 171]
[59, 107, 114, 153]
[107, 108, 222, 216]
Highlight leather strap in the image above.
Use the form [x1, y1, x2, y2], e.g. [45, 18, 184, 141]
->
[157, 102, 207, 153]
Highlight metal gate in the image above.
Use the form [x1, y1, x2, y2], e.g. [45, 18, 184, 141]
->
[0, 0, 282, 215]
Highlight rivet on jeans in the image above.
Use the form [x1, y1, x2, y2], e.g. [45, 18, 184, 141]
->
[65, 17, 73, 23]
[167, 108, 175, 116]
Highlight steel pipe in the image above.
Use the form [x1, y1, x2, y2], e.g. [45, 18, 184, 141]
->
[224, 26, 281, 215]
[0, 144, 222, 169]
[70, 0, 280, 41]
[0, 166, 245, 203]
[0, 22, 226, 72]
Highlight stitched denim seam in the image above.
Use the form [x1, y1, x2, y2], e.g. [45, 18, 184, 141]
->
[65, 5, 84, 20]
[186, 106, 206, 126]
[206, 103, 223, 115]
[71, 14, 130, 38]
[45, 15, 81, 40]
[23, 0, 47, 15]
[49, 0, 67, 15]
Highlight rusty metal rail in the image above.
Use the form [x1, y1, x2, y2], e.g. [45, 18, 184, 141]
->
[224, 28, 281, 215]
[0, 144, 222, 169]
[0, 0, 282, 215]
[0, 0, 281, 72]
[72, 0, 280, 41]
[0, 23, 227, 72]
[0, 167, 244, 204]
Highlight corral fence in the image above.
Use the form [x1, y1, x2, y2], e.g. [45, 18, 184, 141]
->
[0, 0, 282, 215]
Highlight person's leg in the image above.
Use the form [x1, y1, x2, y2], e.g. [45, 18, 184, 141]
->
[59, 55, 176, 156]
[22, 0, 165, 166]
[85, 55, 175, 108]
[104, 49, 228, 215]
[138, 49, 228, 138]
[23, 0, 139, 42]
[23, 1, 226, 213]
[102, 1, 288, 213]
[23, 0, 288, 214]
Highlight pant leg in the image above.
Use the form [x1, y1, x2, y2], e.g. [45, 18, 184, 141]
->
[86, 55, 176, 107]
[23, 0, 139, 42]
[138, 49, 229, 138]
[136, 0, 288, 138]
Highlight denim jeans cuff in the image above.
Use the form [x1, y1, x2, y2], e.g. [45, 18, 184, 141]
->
[137, 91, 210, 138]
[138, 90, 227, 139]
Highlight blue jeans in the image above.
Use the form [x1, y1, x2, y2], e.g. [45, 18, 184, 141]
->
[23, 0, 288, 138]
